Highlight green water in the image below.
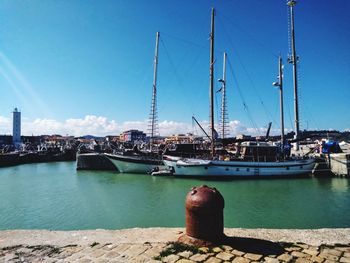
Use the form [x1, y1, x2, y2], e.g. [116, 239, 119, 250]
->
[0, 162, 349, 230]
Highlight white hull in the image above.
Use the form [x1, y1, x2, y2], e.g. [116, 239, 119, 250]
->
[163, 155, 316, 177]
[105, 153, 165, 174]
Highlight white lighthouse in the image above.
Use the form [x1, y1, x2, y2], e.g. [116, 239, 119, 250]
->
[12, 107, 21, 146]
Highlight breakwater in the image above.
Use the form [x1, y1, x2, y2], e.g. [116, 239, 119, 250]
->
[0, 148, 76, 167]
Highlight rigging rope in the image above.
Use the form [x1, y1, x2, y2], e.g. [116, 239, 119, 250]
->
[220, 13, 279, 59]
[217, 15, 277, 126]
[227, 57, 260, 134]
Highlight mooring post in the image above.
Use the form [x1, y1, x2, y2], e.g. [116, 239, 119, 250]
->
[179, 185, 225, 246]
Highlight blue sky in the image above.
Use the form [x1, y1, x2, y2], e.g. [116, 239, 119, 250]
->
[0, 0, 349, 136]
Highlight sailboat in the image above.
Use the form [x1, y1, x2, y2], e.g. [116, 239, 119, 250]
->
[105, 32, 166, 173]
[163, 7, 316, 177]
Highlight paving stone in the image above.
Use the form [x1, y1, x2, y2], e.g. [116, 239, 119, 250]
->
[277, 253, 293, 262]
[78, 258, 92, 263]
[176, 259, 196, 263]
[65, 252, 85, 261]
[212, 247, 223, 253]
[321, 248, 343, 257]
[302, 249, 319, 256]
[344, 252, 350, 258]
[244, 253, 263, 261]
[267, 255, 277, 258]
[216, 251, 234, 261]
[143, 246, 164, 258]
[204, 256, 223, 263]
[231, 249, 245, 256]
[297, 244, 310, 249]
[199, 247, 210, 253]
[104, 250, 120, 258]
[221, 245, 233, 251]
[285, 246, 302, 252]
[295, 258, 312, 263]
[318, 252, 339, 261]
[309, 255, 324, 263]
[122, 244, 148, 258]
[162, 254, 180, 263]
[323, 260, 337, 263]
[90, 249, 106, 258]
[291, 251, 309, 258]
[91, 243, 104, 249]
[190, 253, 209, 262]
[177, 250, 193, 259]
[231, 257, 250, 263]
[264, 257, 280, 263]
[102, 244, 118, 251]
[340, 257, 350, 263]
[113, 243, 132, 253]
[130, 254, 149, 262]
[336, 248, 350, 253]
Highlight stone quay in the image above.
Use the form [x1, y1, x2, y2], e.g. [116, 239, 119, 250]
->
[1, 228, 350, 262]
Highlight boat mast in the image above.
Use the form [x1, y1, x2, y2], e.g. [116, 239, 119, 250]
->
[148, 31, 160, 151]
[209, 8, 215, 157]
[287, 0, 300, 150]
[219, 52, 228, 139]
[273, 56, 285, 158]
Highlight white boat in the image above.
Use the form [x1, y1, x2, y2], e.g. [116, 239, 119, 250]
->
[163, 8, 316, 177]
[104, 32, 163, 174]
[105, 152, 164, 174]
[164, 155, 315, 177]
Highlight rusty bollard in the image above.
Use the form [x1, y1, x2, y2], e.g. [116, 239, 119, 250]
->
[179, 185, 225, 246]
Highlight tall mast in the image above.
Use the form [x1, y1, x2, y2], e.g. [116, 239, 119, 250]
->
[273, 56, 285, 158]
[209, 7, 215, 157]
[148, 31, 160, 151]
[287, 0, 300, 150]
[219, 52, 228, 139]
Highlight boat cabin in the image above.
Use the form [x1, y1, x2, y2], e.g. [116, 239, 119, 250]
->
[238, 142, 280, 162]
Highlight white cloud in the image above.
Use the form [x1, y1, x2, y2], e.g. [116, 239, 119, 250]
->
[0, 114, 284, 137]
[0, 116, 11, 134]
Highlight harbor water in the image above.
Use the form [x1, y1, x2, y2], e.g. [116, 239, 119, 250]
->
[0, 162, 349, 230]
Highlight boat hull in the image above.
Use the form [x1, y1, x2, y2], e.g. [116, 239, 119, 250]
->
[163, 156, 316, 177]
[104, 153, 165, 174]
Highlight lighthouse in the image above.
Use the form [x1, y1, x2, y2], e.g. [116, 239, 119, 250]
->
[12, 107, 21, 147]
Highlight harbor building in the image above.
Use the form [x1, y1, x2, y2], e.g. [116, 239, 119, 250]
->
[12, 107, 21, 147]
[120, 130, 146, 143]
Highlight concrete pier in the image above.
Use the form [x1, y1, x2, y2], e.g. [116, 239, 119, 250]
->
[1, 228, 349, 262]
[329, 153, 350, 177]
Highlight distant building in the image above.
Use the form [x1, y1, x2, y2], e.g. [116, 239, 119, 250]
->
[236, 134, 252, 141]
[120, 130, 146, 142]
[12, 107, 21, 146]
[164, 133, 196, 144]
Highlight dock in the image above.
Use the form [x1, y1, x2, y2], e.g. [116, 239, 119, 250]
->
[329, 153, 350, 177]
